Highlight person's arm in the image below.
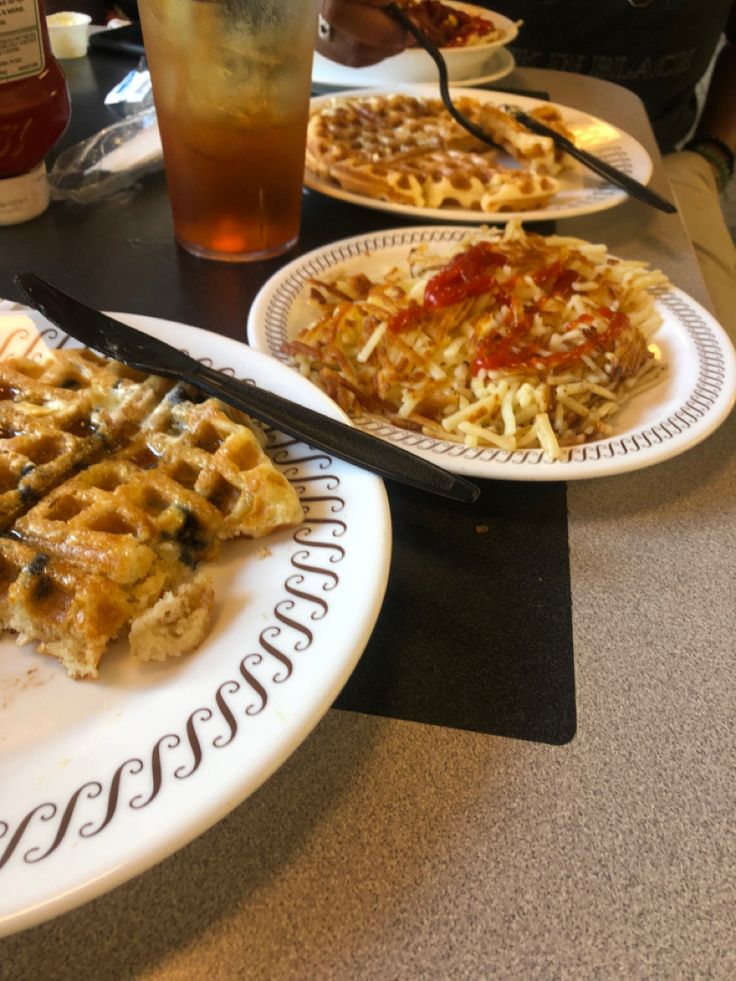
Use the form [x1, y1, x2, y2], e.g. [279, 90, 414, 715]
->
[317, 0, 410, 67]
[685, 4, 736, 191]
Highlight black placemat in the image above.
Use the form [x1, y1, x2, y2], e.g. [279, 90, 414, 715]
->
[335, 478, 576, 745]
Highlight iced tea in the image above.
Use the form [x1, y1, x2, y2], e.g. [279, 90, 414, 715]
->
[139, 0, 317, 261]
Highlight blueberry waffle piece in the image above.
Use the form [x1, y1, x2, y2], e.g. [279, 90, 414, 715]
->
[0, 359, 303, 679]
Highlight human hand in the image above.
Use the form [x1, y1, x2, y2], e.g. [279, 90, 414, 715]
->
[317, 0, 411, 67]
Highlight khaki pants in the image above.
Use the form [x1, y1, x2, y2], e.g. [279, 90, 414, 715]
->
[664, 151, 736, 341]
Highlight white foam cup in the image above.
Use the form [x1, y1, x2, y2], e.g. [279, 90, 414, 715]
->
[46, 12, 92, 59]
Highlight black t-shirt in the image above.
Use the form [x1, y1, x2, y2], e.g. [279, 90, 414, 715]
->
[481, 0, 736, 152]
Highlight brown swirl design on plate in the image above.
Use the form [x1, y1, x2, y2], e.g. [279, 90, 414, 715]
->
[0, 330, 349, 872]
[263, 231, 730, 468]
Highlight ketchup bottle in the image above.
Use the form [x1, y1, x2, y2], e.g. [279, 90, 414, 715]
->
[0, 0, 71, 224]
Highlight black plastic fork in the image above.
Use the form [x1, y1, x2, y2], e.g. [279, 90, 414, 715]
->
[385, 2, 506, 152]
[384, 2, 677, 213]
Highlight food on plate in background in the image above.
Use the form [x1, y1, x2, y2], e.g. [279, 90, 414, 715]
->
[305, 93, 576, 212]
[311, 1, 519, 85]
[0, 349, 303, 678]
[282, 221, 669, 460]
[398, 0, 507, 47]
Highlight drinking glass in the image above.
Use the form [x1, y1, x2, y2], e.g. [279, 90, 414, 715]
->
[139, 0, 318, 262]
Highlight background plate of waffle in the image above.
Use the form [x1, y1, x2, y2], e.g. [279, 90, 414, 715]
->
[247, 226, 736, 481]
[0, 307, 391, 937]
[305, 85, 653, 222]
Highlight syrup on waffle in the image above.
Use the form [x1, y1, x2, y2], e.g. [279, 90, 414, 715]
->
[0, 349, 171, 529]
[0, 538, 134, 678]
[0, 355, 303, 679]
[306, 93, 576, 213]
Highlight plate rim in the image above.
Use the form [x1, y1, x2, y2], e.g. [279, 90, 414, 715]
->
[448, 46, 516, 86]
[0, 310, 392, 936]
[305, 83, 653, 222]
[246, 225, 736, 482]
[313, 46, 517, 89]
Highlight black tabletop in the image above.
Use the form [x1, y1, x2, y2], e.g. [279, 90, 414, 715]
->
[0, 50, 576, 745]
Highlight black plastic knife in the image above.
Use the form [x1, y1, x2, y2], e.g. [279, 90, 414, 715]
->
[503, 106, 677, 214]
[14, 274, 480, 503]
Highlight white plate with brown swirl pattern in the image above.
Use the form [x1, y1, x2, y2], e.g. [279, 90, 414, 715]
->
[305, 85, 654, 223]
[0, 308, 391, 937]
[247, 227, 736, 481]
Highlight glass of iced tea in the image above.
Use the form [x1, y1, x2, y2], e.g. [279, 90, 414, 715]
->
[138, 0, 318, 262]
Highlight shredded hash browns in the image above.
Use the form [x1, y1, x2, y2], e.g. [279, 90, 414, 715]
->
[282, 222, 669, 460]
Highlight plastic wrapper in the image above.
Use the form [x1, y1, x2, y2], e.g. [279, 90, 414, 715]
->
[103, 63, 154, 113]
[48, 107, 163, 204]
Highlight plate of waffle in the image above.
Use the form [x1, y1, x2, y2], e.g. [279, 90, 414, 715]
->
[0, 307, 391, 936]
[247, 224, 736, 481]
[305, 85, 653, 222]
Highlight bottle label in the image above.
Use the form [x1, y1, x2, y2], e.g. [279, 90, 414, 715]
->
[0, 0, 45, 83]
[0, 159, 49, 224]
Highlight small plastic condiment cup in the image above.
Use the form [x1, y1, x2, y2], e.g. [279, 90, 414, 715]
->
[46, 12, 92, 60]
